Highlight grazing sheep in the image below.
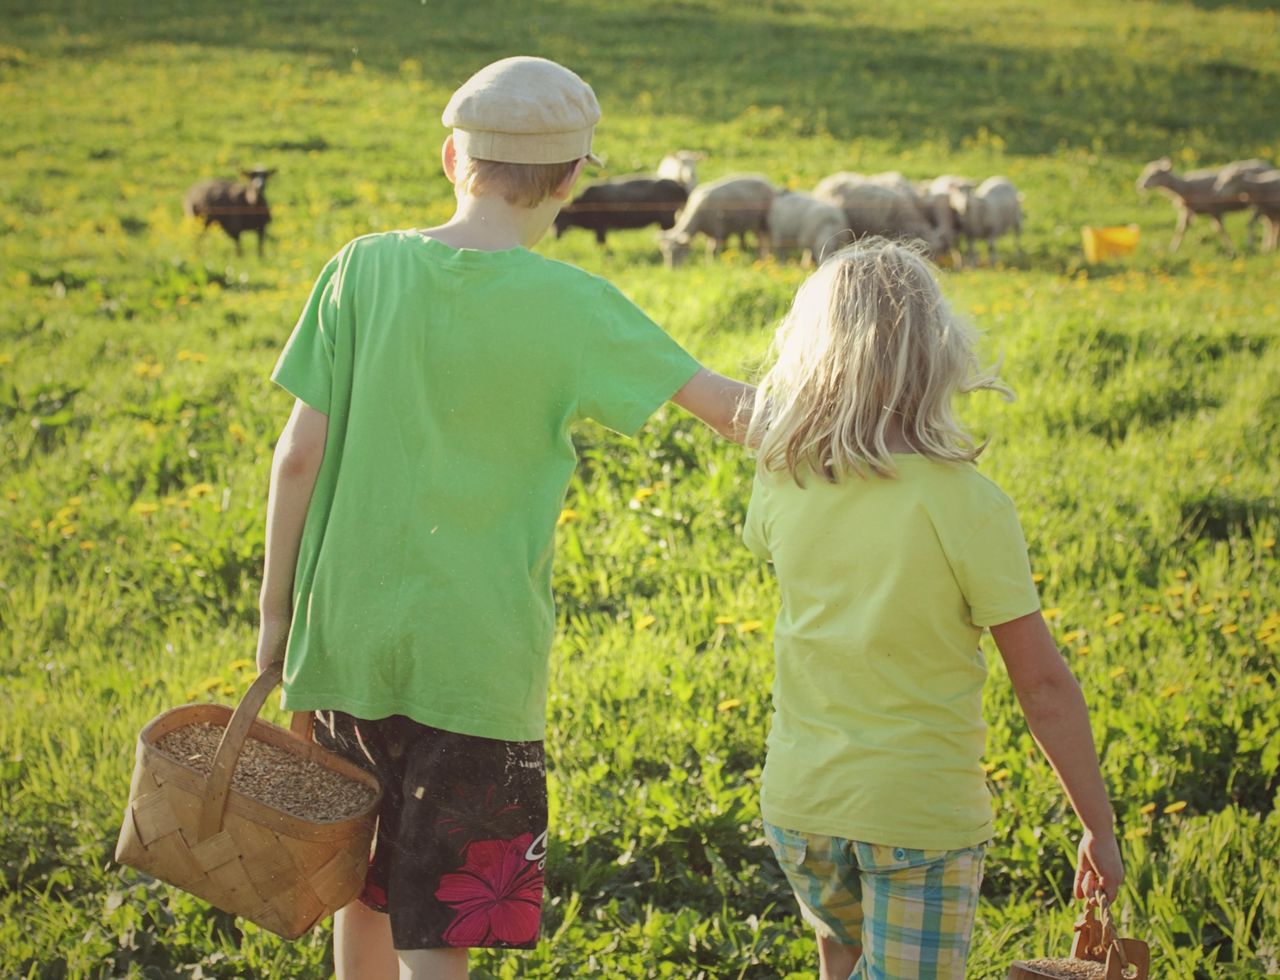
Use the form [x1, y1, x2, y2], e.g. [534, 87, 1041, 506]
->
[183, 166, 276, 256]
[656, 151, 705, 190]
[554, 177, 688, 245]
[917, 174, 974, 261]
[1214, 169, 1280, 252]
[768, 190, 850, 265]
[1135, 157, 1269, 255]
[812, 173, 943, 256]
[949, 177, 1023, 266]
[658, 174, 774, 268]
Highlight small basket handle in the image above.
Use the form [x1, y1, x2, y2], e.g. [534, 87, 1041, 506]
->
[196, 662, 312, 842]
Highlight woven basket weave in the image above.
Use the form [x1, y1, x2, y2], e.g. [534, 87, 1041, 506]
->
[114, 662, 382, 939]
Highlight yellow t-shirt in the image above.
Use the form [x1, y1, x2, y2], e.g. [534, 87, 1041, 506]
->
[743, 455, 1041, 850]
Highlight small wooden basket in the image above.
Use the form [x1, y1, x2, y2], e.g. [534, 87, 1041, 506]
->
[114, 662, 382, 939]
[1009, 896, 1150, 980]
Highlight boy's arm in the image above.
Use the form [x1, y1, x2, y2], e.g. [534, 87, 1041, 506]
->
[989, 610, 1125, 902]
[670, 367, 756, 445]
[256, 400, 328, 671]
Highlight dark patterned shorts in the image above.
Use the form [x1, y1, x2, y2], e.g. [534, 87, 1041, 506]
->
[313, 711, 548, 950]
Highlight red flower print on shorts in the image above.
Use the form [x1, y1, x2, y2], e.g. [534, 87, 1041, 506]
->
[434, 832, 544, 946]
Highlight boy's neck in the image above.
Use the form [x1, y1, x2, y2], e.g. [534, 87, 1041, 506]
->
[423, 193, 561, 251]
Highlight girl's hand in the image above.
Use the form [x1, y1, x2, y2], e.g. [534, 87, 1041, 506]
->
[256, 612, 290, 673]
[1074, 827, 1125, 903]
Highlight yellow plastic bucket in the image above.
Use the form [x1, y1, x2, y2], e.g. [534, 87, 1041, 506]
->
[1081, 225, 1140, 263]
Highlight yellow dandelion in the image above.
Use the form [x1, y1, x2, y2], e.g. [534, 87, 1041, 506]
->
[228, 422, 248, 444]
[1262, 538, 1276, 550]
[716, 698, 742, 713]
[1248, 675, 1264, 685]
[168, 542, 184, 553]
[186, 483, 215, 499]
[556, 508, 578, 526]
[1031, 572, 1045, 584]
[1042, 607, 1063, 621]
[714, 615, 735, 625]
[1163, 800, 1188, 815]
[1238, 590, 1251, 600]
[1163, 586, 1185, 597]
[192, 676, 222, 693]
[1143, 604, 1163, 614]
[228, 658, 254, 671]
[28, 518, 42, 530]
[1196, 604, 1215, 616]
[1220, 624, 1238, 635]
[1108, 666, 1127, 679]
[133, 361, 163, 380]
[1139, 802, 1157, 815]
[737, 620, 765, 634]
[1175, 569, 1188, 579]
[1159, 683, 1183, 698]
[1076, 646, 1091, 656]
[79, 540, 96, 551]
[1104, 612, 1125, 627]
[59, 524, 76, 537]
[634, 614, 656, 631]
[990, 768, 1011, 782]
[632, 487, 656, 502]
[131, 501, 159, 516]
[0, 353, 12, 365]
[5, 491, 17, 501]
[67, 496, 82, 507]
[1060, 629, 1086, 644]
[176, 350, 207, 362]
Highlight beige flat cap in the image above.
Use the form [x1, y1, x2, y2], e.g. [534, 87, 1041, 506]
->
[443, 56, 602, 165]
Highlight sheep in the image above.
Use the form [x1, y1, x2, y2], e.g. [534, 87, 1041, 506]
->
[1135, 157, 1270, 255]
[658, 174, 774, 268]
[1213, 169, 1280, 252]
[1213, 159, 1278, 251]
[183, 166, 276, 256]
[768, 190, 851, 265]
[812, 172, 943, 256]
[948, 177, 1023, 266]
[917, 175, 974, 262]
[554, 177, 688, 245]
[656, 151, 705, 190]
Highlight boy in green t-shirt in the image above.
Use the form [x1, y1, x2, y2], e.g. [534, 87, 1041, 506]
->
[255, 56, 754, 979]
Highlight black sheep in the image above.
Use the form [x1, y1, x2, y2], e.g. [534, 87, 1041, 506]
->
[554, 177, 688, 245]
[183, 166, 276, 256]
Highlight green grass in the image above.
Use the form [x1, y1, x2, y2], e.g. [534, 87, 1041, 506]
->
[2, 0, 1279, 976]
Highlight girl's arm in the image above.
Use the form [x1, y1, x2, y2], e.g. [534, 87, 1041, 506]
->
[989, 610, 1125, 902]
[256, 399, 328, 672]
[671, 368, 756, 445]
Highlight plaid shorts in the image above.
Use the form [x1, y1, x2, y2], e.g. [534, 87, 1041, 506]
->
[314, 711, 547, 951]
[764, 821, 984, 979]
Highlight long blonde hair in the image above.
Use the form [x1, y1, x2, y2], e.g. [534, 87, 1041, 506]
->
[747, 238, 1011, 483]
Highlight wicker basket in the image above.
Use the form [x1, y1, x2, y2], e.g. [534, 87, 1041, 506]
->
[114, 662, 382, 939]
[1009, 896, 1149, 980]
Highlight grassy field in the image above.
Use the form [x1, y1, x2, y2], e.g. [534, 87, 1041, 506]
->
[2, 0, 1279, 976]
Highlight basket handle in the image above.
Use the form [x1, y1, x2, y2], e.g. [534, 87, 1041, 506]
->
[197, 661, 310, 842]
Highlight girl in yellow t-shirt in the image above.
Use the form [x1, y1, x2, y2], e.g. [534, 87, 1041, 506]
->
[742, 238, 1124, 980]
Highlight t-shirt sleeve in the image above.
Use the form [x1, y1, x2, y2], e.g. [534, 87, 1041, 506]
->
[271, 246, 348, 412]
[951, 499, 1041, 628]
[578, 279, 702, 437]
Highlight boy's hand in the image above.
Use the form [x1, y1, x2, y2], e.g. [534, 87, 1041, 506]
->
[1074, 827, 1124, 903]
[256, 612, 290, 673]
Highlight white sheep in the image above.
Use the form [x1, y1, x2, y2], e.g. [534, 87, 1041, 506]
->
[1136, 157, 1269, 255]
[656, 151, 705, 191]
[812, 173, 943, 256]
[1212, 159, 1278, 251]
[768, 190, 851, 265]
[658, 174, 774, 268]
[1214, 168, 1280, 252]
[917, 174, 973, 261]
[949, 176, 1023, 266]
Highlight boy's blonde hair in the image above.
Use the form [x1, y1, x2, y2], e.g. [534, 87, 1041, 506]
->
[747, 238, 1011, 483]
[457, 155, 579, 208]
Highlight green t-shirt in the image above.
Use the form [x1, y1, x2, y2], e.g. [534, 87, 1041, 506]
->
[271, 231, 701, 741]
[743, 455, 1041, 850]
